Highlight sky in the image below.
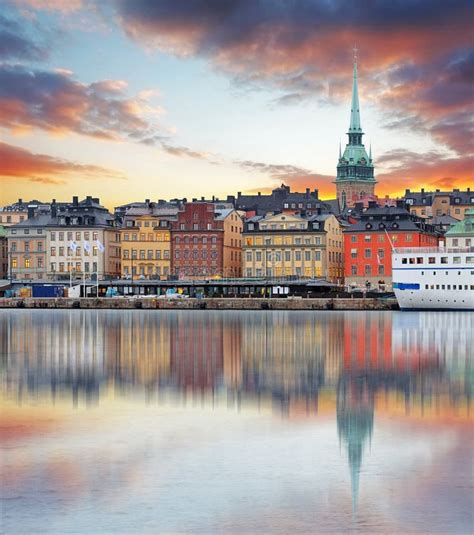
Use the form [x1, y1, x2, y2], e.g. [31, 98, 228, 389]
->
[0, 0, 472, 208]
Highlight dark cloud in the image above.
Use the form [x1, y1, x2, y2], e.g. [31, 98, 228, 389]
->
[112, 0, 474, 162]
[0, 14, 47, 61]
[0, 141, 126, 183]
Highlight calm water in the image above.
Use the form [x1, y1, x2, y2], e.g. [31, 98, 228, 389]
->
[1, 310, 473, 534]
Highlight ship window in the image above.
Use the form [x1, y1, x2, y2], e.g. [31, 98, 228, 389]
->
[409, 258, 416, 264]
[440, 257, 448, 264]
[433, 272, 436, 275]
[442, 285, 445, 290]
[425, 284, 428, 289]
[430, 285, 434, 289]
[466, 256, 474, 263]
[428, 257, 435, 264]
[402, 258, 408, 264]
[447, 285, 451, 290]
[436, 285, 440, 290]
[453, 285, 456, 290]
[471, 285, 474, 290]
[465, 285, 469, 290]
[453, 256, 461, 264]
[416, 257, 423, 264]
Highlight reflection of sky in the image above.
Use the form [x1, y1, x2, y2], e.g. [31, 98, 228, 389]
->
[1, 310, 473, 533]
[1, 403, 469, 534]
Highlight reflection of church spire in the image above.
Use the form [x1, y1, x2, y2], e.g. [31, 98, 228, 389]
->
[337, 376, 374, 513]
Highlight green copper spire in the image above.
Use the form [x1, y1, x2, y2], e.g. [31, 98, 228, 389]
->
[349, 60, 362, 133]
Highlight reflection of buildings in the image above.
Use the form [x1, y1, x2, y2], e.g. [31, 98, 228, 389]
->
[1, 311, 471, 415]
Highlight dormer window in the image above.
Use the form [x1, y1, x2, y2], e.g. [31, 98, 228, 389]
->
[454, 198, 460, 204]
[248, 223, 254, 231]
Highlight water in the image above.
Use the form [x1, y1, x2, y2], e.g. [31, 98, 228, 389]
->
[1, 310, 472, 534]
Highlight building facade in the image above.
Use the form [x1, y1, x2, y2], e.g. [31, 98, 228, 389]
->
[403, 188, 474, 221]
[335, 59, 376, 209]
[344, 201, 439, 290]
[242, 212, 343, 280]
[46, 197, 121, 280]
[0, 226, 8, 279]
[171, 203, 243, 279]
[120, 203, 177, 279]
[445, 208, 474, 249]
[6, 213, 48, 281]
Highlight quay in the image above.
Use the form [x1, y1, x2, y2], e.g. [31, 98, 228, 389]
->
[0, 296, 398, 310]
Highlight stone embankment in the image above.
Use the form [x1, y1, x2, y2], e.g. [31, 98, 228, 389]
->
[0, 297, 399, 311]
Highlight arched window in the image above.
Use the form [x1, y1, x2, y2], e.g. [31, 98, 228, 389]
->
[341, 191, 347, 208]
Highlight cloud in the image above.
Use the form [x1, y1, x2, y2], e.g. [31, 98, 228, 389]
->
[13, 0, 85, 13]
[376, 148, 473, 195]
[112, 0, 474, 162]
[237, 159, 335, 197]
[0, 14, 47, 61]
[0, 141, 126, 184]
[0, 64, 208, 159]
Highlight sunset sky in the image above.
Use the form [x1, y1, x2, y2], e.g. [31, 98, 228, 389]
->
[0, 0, 472, 208]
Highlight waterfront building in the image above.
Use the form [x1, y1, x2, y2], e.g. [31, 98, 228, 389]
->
[6, 210, 48, 281]
[335, 57, 376, 209]
[228, 184, 339, 217]
[47, 196, 121, 280]
[120, 202, 178, 280]
[242, 212, 343, 281]
[403, 188, 474, 221]
[171, 202, 243, 279]
[0, 226, 8, 279]
[344, 200, 439, 290]
[444, 208, 473, 249]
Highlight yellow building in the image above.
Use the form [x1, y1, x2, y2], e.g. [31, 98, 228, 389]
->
[242, 212, 343, 281]
[120, 205, 178, 279]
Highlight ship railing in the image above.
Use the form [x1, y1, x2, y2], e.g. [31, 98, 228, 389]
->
[393, 246, 474, 254]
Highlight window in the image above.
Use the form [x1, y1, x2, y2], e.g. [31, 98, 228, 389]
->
[246, 252, 252, 262]
[440, 257, 448, 264]
[364, 235, 371, 242]
[428, 257, 436, 264]
[155, 250, 161, 260]
[351, 249, 357, 259]
[11, 242, 17, 252]
[51, 246, 56, 256]
[51, 232, 56, 241]
[365, 265, 371, 275]
[59, 262, 64, 272]
[123, 250, 129, 259]
[12, 258, 17, 268]
[351, 236, 357, 243]
[25, 258, 30, 268]
[378, 249, 384, 259]
[453, 256, 461, 264]
[50, 263, 55, 272]
[315, 251, 321, 261]
[378, 265, 384, 275]
[365, 248, 371, 258]
[67, 232, 73, 241]
[406, 234, 412, 242]
[139, 250, 145, 259]
[256, 251, 262, 262]
[193, 223, 199, 230]
[24, 241, 29, 252]
[351, 265, 357, 275]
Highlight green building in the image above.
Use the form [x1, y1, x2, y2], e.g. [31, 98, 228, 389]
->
[445, 208, 474, 249]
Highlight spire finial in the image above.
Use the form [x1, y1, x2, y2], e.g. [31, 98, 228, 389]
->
[339, 139, 342, 159]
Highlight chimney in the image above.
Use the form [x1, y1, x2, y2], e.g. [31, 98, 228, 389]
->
[18, 198, 23, 204]
[453, 188, 459, 192]
[51, 199, 57, 218]
[306, 188, 310, 197]
[86, 195, 92, 202]
[314, 188, 319, 199]
[93, 197, 99, 204]
[405, 189, 410, 195]
[421, 188, 425, 194]
[436, 189, 440, 193]
[27, 206, 35, 219]
[237, 192, 242, 198]
[145, 198, 150, 204]
[72, 196, 79, 206]
[201, 196, 205, 201]
[258, 192, 261, 196]
[467, 187, 471, 192]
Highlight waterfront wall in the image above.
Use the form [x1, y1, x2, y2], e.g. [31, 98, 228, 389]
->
[0, 297, 399, 311]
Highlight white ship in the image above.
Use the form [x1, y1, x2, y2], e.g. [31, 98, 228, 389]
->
[392, 247, 474, 310]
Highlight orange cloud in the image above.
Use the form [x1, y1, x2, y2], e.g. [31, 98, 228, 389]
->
[0, 141, 126, 185]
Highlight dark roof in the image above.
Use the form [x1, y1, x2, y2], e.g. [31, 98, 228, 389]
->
[345, 204, 439, 234]
[403, 189, 474, 206]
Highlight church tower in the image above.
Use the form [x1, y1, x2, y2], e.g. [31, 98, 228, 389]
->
[335, 55, 376, 209]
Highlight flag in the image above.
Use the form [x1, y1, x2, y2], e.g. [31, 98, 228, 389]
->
[69, 240, 78, 252]
[377, 253, 382, 266]
[95, 239, 105, 253]
[83, 240, 91, 253]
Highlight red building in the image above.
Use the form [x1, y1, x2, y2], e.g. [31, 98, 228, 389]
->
[344, 200, 439, 290]
[171, 202, 243, 279]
